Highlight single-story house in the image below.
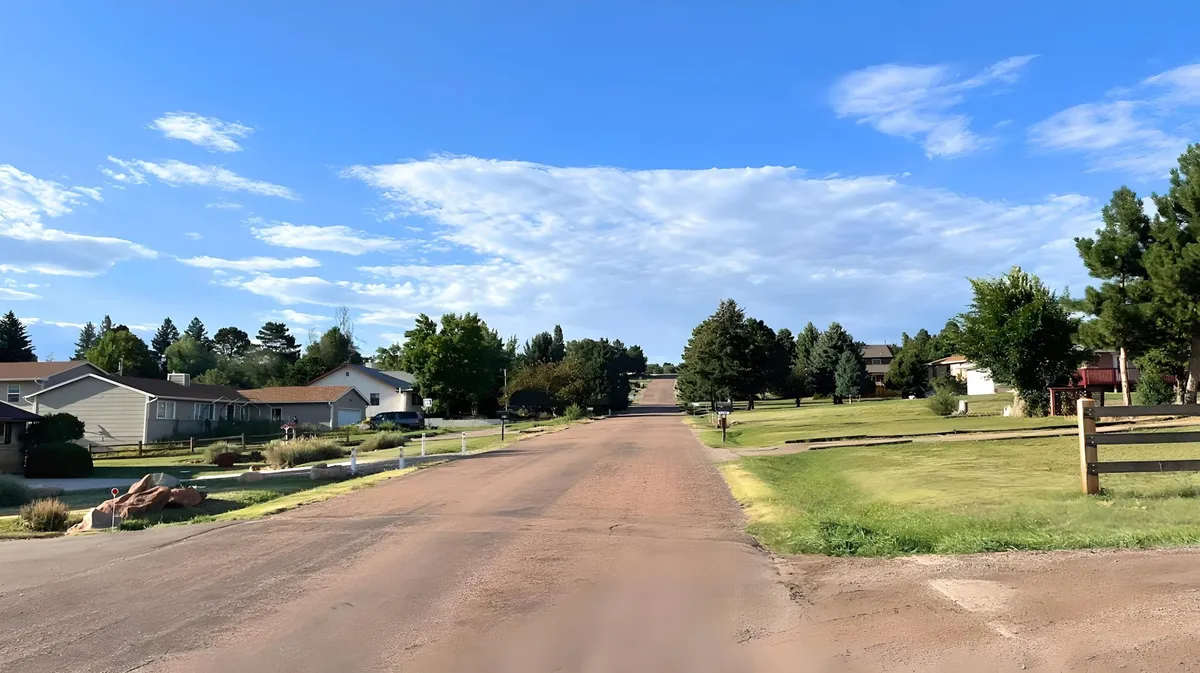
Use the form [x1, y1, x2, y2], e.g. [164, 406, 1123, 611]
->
[26, 372, 250, 446]
[239, 386, 369, 428]
[310, 364, 420, 414]
[861, 345, 895, 385]
[926, 355, 1010, 396]
[0, 360, 104, 412]
[0, 401, 40, 473]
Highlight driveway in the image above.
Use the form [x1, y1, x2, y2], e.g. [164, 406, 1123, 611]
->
[3, 379, 1200, 672]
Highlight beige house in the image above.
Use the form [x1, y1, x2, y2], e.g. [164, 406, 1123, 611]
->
[239, 386, 368, 428]
[310, 364, 419, 414]
[0, 401, 40, 473]
[0, 361, 104, 412]
[27, 372, 249, 446]
[927, 355, 1010, 396]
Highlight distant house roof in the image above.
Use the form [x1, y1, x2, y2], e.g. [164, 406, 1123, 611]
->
[240, 386, 364, 405]
[0, 401, 40, 422]
[312, 363, 413, 390]
[381, 370, 415, 385]
[0, 360, 97, 381]
[27, 372, 246, 402]
[860, 344, 894, 360]
[928, 354, 969, 366]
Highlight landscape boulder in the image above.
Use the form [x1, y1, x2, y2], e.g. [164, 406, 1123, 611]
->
[166, 487, 206, 508]
[98, 486, 172, 519]
[127, 474, 157, 495]
[310, 464, 350, 480]
[67, 507, 121, 534]
[238, 471, 265, 483]
[147, 472, 181, 489]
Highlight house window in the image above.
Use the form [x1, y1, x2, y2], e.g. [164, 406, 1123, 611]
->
[193, 403, 214, 421]
[271, 407, 283, 421]
[6, 384, 18, 403]
[369, 393, 380, 406]
[871, 358, 881, 365]
[225, 404, 237, 420]
[2, 423, 11, 445]
[157, 400, 176, 420]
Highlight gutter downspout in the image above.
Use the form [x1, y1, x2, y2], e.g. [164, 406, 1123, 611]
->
[143, 396, 157, 444]
[329, 401, 335, 429]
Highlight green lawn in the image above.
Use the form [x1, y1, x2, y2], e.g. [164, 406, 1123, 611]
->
[726, 432, 1200, 556]
[691, 394, 1081, 448]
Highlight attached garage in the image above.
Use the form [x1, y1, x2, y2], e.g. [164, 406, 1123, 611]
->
[239, 386, 369, 429]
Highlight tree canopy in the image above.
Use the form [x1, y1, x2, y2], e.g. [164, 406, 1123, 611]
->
[0, 312, 35, 362]
[86, 327, 158, 377]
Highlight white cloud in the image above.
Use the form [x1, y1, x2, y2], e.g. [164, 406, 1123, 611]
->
[263, 309, 328, 326]
[211, 154, 1104, 349]
[178, 255, 322, 272]
[206, 201, 243, 210]
[0, 165, 158, 276]
[1029, 62, 1200, 178]
[105, 157, 298, 199]
[250, 221, 405, 255]
[184, 232, 203, 240]
[20, 317, 86, 329]
[832, 55, 1036, 157]
[151, 112, 254, 152]
[0, 288, 39, 300]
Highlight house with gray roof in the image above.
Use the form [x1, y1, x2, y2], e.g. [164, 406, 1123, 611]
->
[309, 363, 420, 415]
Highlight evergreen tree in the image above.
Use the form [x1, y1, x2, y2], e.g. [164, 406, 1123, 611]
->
[884, 330, 932, 394]
[151, 318, 180, 366]
[184, 317, 209, 346]
[809, 322, 858, 402]
[0, 312, 35, 362]
[834, 350, 870, 402]
[522, 332, 555, 366]
[625, 344, 648, 376]
[550, 325, 566, 363]
[73, 322, 98, 360]
[933, 319, 963, 358]
[796, 322, 820, 369]
[99, 315, 113, 335]
[676, 299, 751, 407]
[1075, 186, 1155, 405]
[212, 326, 252, 358]
[256, 322, 300, 363]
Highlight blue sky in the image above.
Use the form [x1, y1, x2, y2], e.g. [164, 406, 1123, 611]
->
[3, 2, 1200, 364]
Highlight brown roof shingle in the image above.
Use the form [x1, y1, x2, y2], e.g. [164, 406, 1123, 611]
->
[0, 361, 94, 381]
[239, 386, 358, 404]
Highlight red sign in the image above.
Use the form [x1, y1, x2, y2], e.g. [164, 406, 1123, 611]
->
[111, 488, 119, 496]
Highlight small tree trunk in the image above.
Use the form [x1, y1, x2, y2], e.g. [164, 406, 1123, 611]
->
[794, 397, 801, 407]
[747, 395, 755, 411]
[1011, 390, 1028, 418]
[1118, 346, 1132, 407]
[1187, 337, 1200, 404]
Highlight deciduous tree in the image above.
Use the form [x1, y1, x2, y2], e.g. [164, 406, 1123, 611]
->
[213, 326, 252, 358]
[165, 335, 217, 377]
[86, 327, 158, 377]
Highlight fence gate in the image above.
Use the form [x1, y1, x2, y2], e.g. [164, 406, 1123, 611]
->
[1077, 398, 1200, 494]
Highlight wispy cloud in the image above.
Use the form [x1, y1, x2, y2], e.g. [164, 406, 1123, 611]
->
[151, 112, 254, 152]
[206, 201, 243, 210]
[0, 165, 157, 276]
[250, 221, 405, 255]
[1029, 62, 1200, 178]
[0, 287, 40, 300]
[178, 255, 322, 272]
[104, 157, 298, 199]
[20, 317, 86, 329]
[832, 55, 1037, 157]
[263, 309, 328, 326]
[184, 232, 203, 241]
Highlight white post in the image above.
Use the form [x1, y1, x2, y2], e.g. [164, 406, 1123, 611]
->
[350, 447, 358, 475]
[421, 433, 426, 456]
[461, 432, 467, 455]
[398, 446, 405, 470]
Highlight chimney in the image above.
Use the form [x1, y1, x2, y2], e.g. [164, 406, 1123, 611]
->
[167, 372, 192, 387]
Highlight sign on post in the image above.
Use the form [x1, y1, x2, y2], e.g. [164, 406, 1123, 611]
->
[422, 398, 434, 410]
[110, 488, 119, 532]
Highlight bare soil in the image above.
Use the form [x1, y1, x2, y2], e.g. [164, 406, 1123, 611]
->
[1, 378, 1198, 672]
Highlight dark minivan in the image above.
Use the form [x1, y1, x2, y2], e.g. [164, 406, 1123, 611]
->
[368, 410, 425, 430]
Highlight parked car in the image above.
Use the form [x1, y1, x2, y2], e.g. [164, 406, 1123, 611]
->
[368, 411, 425, 430]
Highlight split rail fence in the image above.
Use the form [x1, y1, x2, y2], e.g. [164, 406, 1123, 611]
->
[1077, 397, 1200, 494]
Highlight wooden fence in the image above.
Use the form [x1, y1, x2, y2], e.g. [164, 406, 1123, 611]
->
[1077, 398, 1200, 494]
[88, 432, 284, 458]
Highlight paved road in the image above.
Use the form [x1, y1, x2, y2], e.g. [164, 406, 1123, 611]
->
[0, 379, 795, 672]
[7, 378, 1200, 672]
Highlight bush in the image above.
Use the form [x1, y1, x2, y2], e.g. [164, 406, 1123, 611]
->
[264, 438, 345, 468]
[358, 432, 405, 453]
[202, 441, 240, 465]
[1017, 389, 1050, 417]
[0, 475, 32, 507]
[375, 420, 398, 432]
[19, 498, 71, 532]
[563, 403, 586, 421]
[23, 442, 93, 478]
[931, 375, 967, 396]
[26, 413, 85, 446]
[927, 389, 958, 417]
[1136, 363, 1175, 406]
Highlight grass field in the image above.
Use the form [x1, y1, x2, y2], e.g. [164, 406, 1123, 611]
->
[690, 394, 1087, 448]
[726, 431, 1200, 557]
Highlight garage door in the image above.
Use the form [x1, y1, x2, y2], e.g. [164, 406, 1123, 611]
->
[336, 408, 363, 427]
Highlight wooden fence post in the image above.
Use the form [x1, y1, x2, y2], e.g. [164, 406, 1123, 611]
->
[240, 433, 246, 450]
[137, 441, 143, 457]
[1078, 397, 1099, 494]
[189, 437, 195, 454]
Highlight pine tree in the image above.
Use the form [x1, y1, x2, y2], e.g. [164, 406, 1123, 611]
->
[834, 350, 869, 402]
[73, 322, 98, 360]
[809, 322, 858, 402]
[1075, 186, 1155, 405]
[795, 322, 820, 369]
[99, 315, 114, 335]
[0, 312, 35, 362]
[151, 318, 180, 366]
[184, 317, 209, 346]
[257, 321, 300, 362]
[550, 325, 566, 363]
